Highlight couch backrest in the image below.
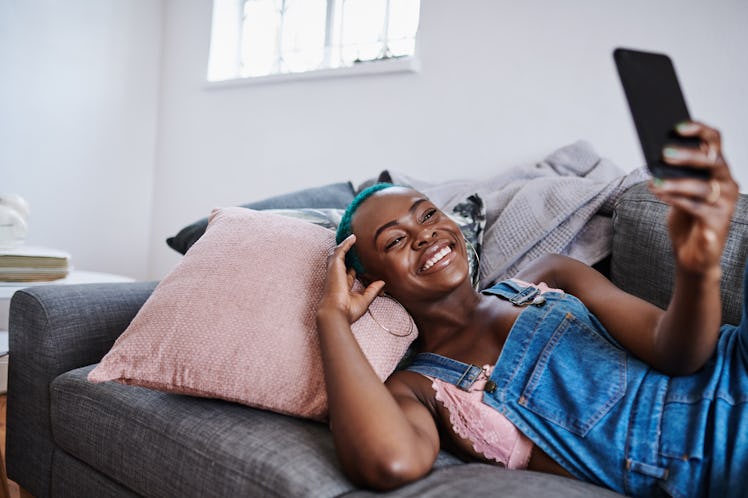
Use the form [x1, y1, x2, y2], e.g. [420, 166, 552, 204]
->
[610, 182, 748, 325]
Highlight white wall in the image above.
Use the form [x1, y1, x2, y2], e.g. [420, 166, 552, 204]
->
[0, 0, 162, 280]
[149, 0, 748, 280]
[3, 1, 746, 281]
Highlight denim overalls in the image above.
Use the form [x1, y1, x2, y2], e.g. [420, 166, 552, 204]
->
[406, 268, 748, 497]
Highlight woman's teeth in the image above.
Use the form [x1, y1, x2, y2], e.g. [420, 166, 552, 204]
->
[421, 246, 452, 272]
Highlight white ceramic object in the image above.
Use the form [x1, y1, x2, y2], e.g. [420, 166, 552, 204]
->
[0, 194, 30, 249]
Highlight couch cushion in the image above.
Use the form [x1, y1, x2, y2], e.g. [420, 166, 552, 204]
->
[611, 182, 748, 325]
[51, 451, 141, 498]
[53, 366, 462, 498]
[345, 464, 625, 498]
[54, 365, 356, 497]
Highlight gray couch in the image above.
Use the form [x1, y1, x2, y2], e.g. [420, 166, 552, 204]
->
[6, 183, 747, 498]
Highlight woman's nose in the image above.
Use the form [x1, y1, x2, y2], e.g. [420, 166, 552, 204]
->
[413, 229, 437, 248]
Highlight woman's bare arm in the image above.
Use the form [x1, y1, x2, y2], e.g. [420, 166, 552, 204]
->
[515, 255, 672, 370]
[517, 121, 738, 376]
[317, 235, 440, 490]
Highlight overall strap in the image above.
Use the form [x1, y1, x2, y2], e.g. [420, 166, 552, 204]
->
[481, 279, 546, 306]
[405, 352, 484, 391]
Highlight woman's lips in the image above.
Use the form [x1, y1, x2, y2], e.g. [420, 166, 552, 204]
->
[417, 242, 455, 274]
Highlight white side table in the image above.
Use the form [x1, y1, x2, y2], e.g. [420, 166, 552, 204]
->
[0, 270, 135, 393]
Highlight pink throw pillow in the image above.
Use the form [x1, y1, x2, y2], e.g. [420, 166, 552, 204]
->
[88, 207, 416, 421]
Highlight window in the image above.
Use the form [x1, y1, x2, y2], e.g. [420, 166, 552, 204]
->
[208, 0, 421, 82]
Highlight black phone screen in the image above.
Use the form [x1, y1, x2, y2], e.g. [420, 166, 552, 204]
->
[614, 48, 707, 179]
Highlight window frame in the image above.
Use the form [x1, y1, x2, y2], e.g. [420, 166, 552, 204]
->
[206, 0, 421, 87]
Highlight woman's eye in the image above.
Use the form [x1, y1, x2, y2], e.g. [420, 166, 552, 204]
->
[385, 237, 403, 249]
[421, 208, 437, 222]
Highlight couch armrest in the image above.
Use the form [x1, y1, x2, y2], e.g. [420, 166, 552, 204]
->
[6, 280, 157, 498]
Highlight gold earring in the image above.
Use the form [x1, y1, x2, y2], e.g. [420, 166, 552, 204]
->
[366, 295, 415, 337]
[465, 239, 480, 287]
[465, 239, 480, 266]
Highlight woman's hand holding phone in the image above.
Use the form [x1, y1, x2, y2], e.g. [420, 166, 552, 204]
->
[614, 49, 739, 275]
[614, 48, 709, 180]
[649, 121, 739, 278]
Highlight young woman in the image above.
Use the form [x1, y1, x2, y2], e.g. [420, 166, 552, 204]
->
[316, 121, 742, 497]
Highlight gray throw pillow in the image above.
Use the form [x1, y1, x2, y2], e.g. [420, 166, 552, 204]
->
[166, 182, 356, 255]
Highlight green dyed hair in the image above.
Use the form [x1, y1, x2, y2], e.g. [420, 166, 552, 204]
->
[336, 183, 398, 275]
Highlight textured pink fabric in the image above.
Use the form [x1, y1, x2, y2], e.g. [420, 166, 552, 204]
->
[88, 207, 416, 421]
[429, 366, 533, 469]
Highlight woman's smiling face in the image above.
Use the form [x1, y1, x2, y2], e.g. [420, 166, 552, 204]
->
[351, 187, 471, 303]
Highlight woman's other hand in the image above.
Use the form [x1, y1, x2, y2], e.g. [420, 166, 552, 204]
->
[315, 234, 439, 490]
[318, 234, 386, 324]
[649, 121, 739, 278]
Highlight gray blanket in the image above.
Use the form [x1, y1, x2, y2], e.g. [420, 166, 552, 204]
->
[382, 141, 649, 289]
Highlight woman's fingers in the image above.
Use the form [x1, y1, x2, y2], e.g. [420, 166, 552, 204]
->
[328, 234, 355, 262]
[326, 235, 357, 280]
[346, 268, 356, 288]
[338, 233, 357, 250]
[361, 280, 386, 303]
[322, 234, 384, 321]
[662, 144, 720, 171]
[656, 120, 739, 208]
[661, 120, 730, 180]
[648, 183, 726, 273]
[649, 174, 738, 218]
[651, 177, 723, 205]
[654, 190, 719, 225]
[606, 119, 736, 271]
[323, 235, 356, 298]
[345, 279, 386, 322]
[649, 177, 733, 229]
[648, 121, 738, 275]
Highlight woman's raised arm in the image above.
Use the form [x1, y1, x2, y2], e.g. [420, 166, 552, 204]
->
[518, 121, 739, 376]
[316, 235, 440, 490]
[645, 120, 739, 374]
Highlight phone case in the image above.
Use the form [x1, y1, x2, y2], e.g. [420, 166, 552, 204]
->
[614, 48, 707, 179]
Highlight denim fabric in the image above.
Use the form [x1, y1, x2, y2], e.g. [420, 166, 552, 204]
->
[407, 273, 748, 498]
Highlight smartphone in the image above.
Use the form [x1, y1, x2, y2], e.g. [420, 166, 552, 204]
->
[614, 47, 708, 179]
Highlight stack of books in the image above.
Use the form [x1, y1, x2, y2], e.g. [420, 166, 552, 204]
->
[0, 246, 71, 282]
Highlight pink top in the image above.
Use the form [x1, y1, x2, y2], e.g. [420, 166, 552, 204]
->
[428, 366, 533, 469]
[424, 280, 563, 469]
